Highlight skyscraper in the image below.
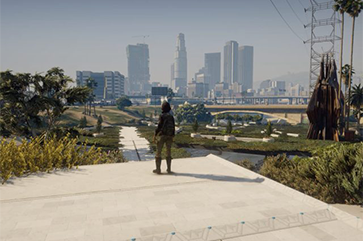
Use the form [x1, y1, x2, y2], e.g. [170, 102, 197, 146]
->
[126, 43, 150, 93]
[238, 45, 254, 91]
[204, 52, 221, 90]
[223, 41, 238, 85]
[172, 33, 187, 95]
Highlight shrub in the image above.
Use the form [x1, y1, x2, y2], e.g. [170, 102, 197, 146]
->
[260, 143, 363, 204]
[266, 121, 272, 136]
[192, 119, 199, 133]
[0, 135, 126, 184]
[236, 159, 255, 171]
[226, 120, 233, 134]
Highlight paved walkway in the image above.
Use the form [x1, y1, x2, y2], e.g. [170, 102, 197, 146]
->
[0, 155, 361, 241]
[119, 126, 154, 161]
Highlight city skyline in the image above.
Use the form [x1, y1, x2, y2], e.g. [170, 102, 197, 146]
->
[1, 0, 362, 87]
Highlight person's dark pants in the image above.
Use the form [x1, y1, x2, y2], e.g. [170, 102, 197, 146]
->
[155, 135, 173, 172]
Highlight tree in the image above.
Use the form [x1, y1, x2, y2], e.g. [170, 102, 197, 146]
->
[174, 103, 212, 123]
[116, 96, 132, 110]
[346, 0, 363, 130]
[96, 115, 103, 133]
[0, 68, 90, 137]
[142, 109, 146, 118]
[266, 121, 272, 136]
[351, 84, 363, 133]
[226, 120, 233, 135]
[79, 116, 87, 128]
[84, 78, 97, 116]
[167, 88, 175, 103]
[334, 0, 349, 101]
[192, 119, 199, 133]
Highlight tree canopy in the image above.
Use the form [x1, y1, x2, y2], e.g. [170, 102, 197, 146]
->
[174, 103, 212, 124]
[116, 96, 132, 110]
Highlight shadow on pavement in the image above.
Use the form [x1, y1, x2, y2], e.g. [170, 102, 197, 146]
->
[173, 172, 264, 183]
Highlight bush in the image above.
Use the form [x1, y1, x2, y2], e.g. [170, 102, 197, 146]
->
[226, 120, 233, 134]
[236, 159, 255, 171]
[192, 119, 199, 133]
[0, 135, 126, 184]
[260, 143, 363, 204]
[266, 121, 272, 136]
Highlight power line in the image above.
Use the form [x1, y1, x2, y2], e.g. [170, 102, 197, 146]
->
[269, 0, 305, 42]
[286, 0, 305, 25]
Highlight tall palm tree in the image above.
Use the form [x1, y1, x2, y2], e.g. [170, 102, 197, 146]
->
[341, 64, 354, 101]
[346, 0, 363, 130]
[334, 0, 349, 100]
[351, 84, 363, 133]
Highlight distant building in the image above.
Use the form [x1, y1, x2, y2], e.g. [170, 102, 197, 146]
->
[204, 52, 221, 90]
[270, 80, 285, 92]
[76, 71, 125, 100]
[126, 43, 150, 94]
[259, 79, 271, 89]
[214, 82, 230, 97]
[187, 82, 209, 98]
[172, 33, 187, 95]
[238, 46, 254, 91]
[223, 41, 239, 85]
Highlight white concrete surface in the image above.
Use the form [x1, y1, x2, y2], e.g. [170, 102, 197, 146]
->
[201, 134, 264, 143]
[0, 155, 362, 241]
[119, 126, 154, 161]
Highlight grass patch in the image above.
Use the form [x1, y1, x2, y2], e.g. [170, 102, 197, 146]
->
[79, 126, 121, 151]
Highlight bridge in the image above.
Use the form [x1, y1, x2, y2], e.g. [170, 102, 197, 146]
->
[205, 105, 308, 124]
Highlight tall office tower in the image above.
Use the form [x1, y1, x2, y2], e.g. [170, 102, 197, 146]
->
[172, 33, 187, 94]
[204, 52, 221, 90]
[76, 71, 125, 100]
[238, 46, 254, 91]
[170, 63, 174, 88]
[223, 41, 239, 85]
[126, 43, 150, 93]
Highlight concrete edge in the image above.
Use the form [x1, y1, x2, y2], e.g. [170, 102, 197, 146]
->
[205, 154, 363, 231]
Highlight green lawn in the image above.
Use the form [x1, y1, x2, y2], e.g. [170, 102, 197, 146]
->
[79, 126, 121, 151]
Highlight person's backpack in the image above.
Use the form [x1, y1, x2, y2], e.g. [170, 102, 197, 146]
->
[162, 113, 175, 136]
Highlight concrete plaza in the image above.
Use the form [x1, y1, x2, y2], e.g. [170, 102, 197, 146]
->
[0, 155, 362, 241]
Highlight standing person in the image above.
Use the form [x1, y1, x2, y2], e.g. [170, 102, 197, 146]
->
[153, 101, 175, 174]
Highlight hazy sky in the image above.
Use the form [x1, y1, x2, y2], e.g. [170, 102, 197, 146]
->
[1, 0, 362, 86]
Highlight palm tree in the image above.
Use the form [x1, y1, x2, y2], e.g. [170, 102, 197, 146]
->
[350, 84, 363, 133]
[85, 78, 97, 116]
[345, 0, 363, 130]
[341, 64, 354, 101]
[334, 0, 349, 101]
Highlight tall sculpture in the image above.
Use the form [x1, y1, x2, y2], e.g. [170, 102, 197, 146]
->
[306, 55, 343, 141]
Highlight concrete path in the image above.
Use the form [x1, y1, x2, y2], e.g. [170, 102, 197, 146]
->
[119, 126, 154, 161]
[0, 155, 361, 241]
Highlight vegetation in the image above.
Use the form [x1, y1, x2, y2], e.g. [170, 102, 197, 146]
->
[79, 126, 121, 151]
[0, 68, 91, 137]
[266, 121, 272, 136]
[83, 77, 98, 116]
[79, 116, 87, 128]
[174, 103, 212, 123]
[0, 135, 126, 184]
[116, 96, 132, 110]
[350, 84, 363, 132]
[192, 119, 199, 133]
[260, 142, 363, 204]
[226, 120, 233, 134]
[214, 113, 262, 122]
[236, 159, 255, 171]
[96, 115, 103, 133]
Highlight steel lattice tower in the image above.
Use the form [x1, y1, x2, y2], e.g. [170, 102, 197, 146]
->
[304, 0, 341, 95]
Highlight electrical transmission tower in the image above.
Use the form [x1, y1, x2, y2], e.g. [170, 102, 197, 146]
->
[304, 0, 341, 95]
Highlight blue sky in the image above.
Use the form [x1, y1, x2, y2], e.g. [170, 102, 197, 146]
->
[1, 0, 362, 86]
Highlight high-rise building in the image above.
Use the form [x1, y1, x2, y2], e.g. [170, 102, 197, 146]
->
[238, 46, 254, 91]
[76, 71, 125, 100]
[126, 43, 150, 93]
[172, 33, 187, 95]
[223, 41, 239, 85]
[204, 52, 221, 90]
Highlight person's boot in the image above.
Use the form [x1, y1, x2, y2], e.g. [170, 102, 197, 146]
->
[153, 158, 161, 174]
[166, 158, 172, 174]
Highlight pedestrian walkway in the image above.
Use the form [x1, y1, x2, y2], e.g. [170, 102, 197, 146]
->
[119, 126, 154, 161]
[1, 155, 361, 241]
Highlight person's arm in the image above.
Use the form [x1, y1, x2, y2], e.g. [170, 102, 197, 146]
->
[154, 114, 164, 136]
